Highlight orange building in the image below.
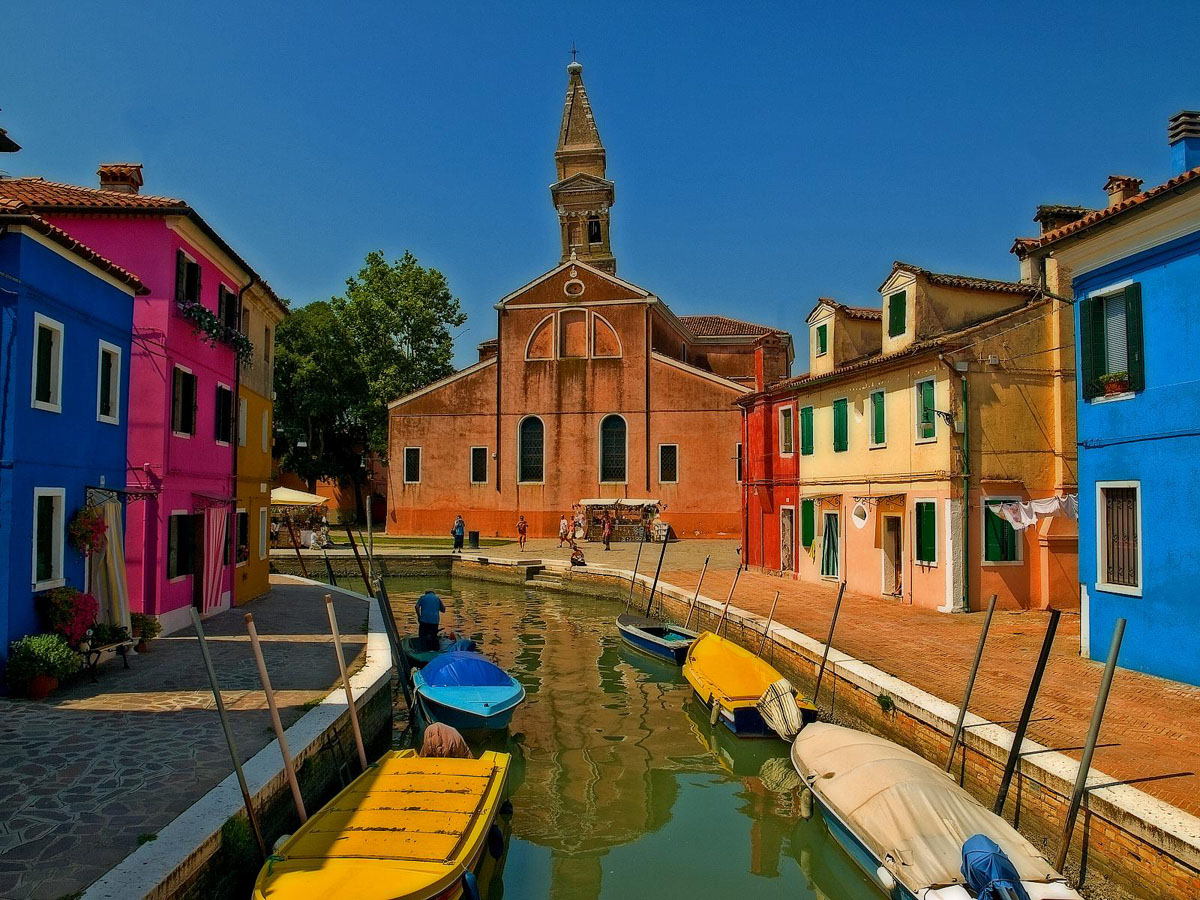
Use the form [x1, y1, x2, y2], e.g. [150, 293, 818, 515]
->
[386, 61, 792, 539]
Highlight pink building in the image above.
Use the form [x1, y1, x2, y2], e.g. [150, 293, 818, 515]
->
[0, 165, 280, 634]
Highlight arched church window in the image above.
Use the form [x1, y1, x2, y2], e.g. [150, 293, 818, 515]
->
[587, 217, 602, 244]
[519, 417, 544, 483]
[599, 415, 627, 483]
[592, 314, 621, 358]
[559, 309, 588, 358]
[526, 315, 554, 360]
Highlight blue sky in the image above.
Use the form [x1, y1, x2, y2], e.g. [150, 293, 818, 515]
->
[5, 2, 1198, 367]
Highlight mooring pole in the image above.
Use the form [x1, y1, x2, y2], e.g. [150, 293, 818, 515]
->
[644, 537, 669, 617]
[715, 568, 741, 636]
[344, 525, 373, 597]
[322, 545, 338, 587]
[813, 581, 847, 707]
[245, 613, 307, 823]
[325, 595, 368, 769]
[190, 608, 267, 859]
[286, 515, 309, 578]
[994, 607, 1060, 816]
[373, 578, 412, 709]
[757, 591, 781, 656]
[627, 527, 647, 609]
[946, 593, 998, 774]
[683, 556, 710, 631]
[1055, 617, 1125, 874]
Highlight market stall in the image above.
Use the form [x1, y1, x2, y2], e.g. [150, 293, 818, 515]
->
[577, 499, 667, 542]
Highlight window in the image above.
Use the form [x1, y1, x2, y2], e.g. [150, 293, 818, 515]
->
[215, 385, 234, 443]
[470, 446, 489, 484]
[559, 309, 587, 358]
[801, 499, 815, 549]
[519, 417, 545, 483]
[915, 500, 937, 565]
[800, 406, 814, 456]
[600, 415, 627, 483]
[983, 502, 1020, 563]
[236, 510, 250, 564]
[870, 390, 886, 447]
[32, 488, 65, 588]
[97, 341, 121, 424]
[659, 444, 679, 483]
[261, 409, 269, 453]
[238, 397, 247, 447]
[832, 398, 848, 452]
[735, 442, 743, 482]
[259, 507, 269, 560]
[403, 447, 421, 484]
[217, 285, 239, 331]
[175, 250, 201, 306]
[1098, 482, 1140, 593]
[263, 326, 271, 363]
[815, 323, 828, 356]
[888, 290, 906, 337]
[1080, 284, 1144, 399]
[172, 367, 197, 436]
[587, 217, 602, 244]
[779, 407, 795, 455]
[168, 512, 199, 579]
[820, 511, 839, 578]
[32, 314, 64, 412]
[915, 378, 936, 441]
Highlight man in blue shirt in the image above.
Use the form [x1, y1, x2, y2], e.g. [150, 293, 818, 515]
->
[451, 515, 466, 552]
[415, 589, 445, 650]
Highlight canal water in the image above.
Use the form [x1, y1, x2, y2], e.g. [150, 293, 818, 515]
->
[384, 574, 880, 900]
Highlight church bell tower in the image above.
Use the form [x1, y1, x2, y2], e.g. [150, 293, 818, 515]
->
[551, 59, 616, 274]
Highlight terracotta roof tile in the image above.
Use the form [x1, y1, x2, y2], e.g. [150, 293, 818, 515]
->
[0, 199, 148, 293]
[1014, 165, 1200, 255]
[816, 298, 882, 320]
[886, 261, 1038, 295]
[679, 314, 784, 337]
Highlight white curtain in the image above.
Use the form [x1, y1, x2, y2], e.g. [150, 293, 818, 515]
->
[93, 501, 131, 630]
[203, 508, 228, 613]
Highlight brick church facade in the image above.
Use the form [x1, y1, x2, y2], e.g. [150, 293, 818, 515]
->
[385, 61, 792, 539]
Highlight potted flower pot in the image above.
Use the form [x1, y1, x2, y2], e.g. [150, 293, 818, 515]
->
[136, 639, 150, 653]
[27, 674, 59, 701]
[1104, 379, 1129, 396]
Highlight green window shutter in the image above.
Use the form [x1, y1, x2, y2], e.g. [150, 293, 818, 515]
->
[816, 324, 827, 355]
[175, 250, 187, 304]
[833, 399, 848, 452]
[1078, 297, 1098, 400]
[984, 507, 1003, 561]
[916, 501, 937, 563]
[100, 349, 113, 417]
[780, 409, 794, 454]
[168, 515, 180, 579]
[35, 326, 53, 403]
[800, 407, 814, 455]
[35, 495, 55, 582]
[1125, 282, 1144, 392]
[801, 499, 815, 548]
[888, 291, 906, 337]
[871, 391, 885, 444]
[919, 381, 935, 439]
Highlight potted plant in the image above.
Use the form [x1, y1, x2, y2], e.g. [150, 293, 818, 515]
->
[130, 613, 162, 652]
[67, 505, 108, 557]
[1099, 371, 1130, 396]
[89, 621, 131, 647]
[36, 587, 99, 647]
[6, 633, 81, 699]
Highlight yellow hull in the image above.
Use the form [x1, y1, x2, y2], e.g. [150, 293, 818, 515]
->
[253, 749, 510, 900]
[683, 631, 817, 715]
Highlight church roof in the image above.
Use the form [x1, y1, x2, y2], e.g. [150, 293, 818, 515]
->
[679, 314, 785, 338]
[558, 61, 603, 151]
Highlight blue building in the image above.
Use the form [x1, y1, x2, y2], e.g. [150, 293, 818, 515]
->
[0, 201, 146, 670]
[1015, 110, 1200, 685]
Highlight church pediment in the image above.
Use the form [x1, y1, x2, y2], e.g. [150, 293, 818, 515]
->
[550, 172, 615, 194]
[497, 257, 651, 308]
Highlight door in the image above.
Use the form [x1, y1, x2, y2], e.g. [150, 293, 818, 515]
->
[820, 512, 840, 579]
[780, 508, 795, 573]
[883, 516, 902, 596]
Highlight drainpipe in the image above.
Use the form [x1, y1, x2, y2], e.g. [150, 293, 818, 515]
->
[939, 353, 970, 613]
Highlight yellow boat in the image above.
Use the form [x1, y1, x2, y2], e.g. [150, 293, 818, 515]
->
[253, 749, 511, 900]
[683, 631, 816, 737]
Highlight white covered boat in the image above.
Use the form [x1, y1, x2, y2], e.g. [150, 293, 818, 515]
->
[791, 723, 1082, 900]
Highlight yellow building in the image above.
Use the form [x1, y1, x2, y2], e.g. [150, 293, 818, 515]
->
[235, 281, 287, 604]
[740, 262, 1077, 611]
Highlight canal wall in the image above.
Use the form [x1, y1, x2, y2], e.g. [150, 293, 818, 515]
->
[443, 555, 1198, 900]
[81, 577, 395, 900]
[271, 551, 453, 582]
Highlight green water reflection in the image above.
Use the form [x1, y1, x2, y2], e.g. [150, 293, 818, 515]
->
[385, 576, 879, 900]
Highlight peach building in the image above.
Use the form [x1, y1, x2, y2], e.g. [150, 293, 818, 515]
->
[739, 262, 1077, 611]
[386, 61, 792, 540]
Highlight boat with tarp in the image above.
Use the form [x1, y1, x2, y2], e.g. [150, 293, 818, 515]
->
[413, 651, 526, 731]
[790, 723, 1083, 900]
[615, 613, 697, 664]
[401, 634, 477, 668]
[252, 749, 511, 900]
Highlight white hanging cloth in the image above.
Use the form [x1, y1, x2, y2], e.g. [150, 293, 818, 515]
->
[994, 494, 1078, 531]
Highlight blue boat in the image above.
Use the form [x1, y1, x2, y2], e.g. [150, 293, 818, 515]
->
[615, 613, 698, 665]
[413, 651, 526, 732]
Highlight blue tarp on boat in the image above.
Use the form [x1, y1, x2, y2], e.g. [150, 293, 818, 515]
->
[961, 834, 1031, 900]
[421, 651, 512, 687]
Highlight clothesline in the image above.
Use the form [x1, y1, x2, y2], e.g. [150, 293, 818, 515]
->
[987, 494, 1078, 531]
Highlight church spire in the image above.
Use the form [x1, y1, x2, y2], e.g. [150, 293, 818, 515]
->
[551, 58, 616, 273]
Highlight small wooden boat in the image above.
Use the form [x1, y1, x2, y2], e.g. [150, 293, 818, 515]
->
[683, 631, 817, 737]
[401, 634, 477, 669]
[414, 651, 526, 731]
[615, 613, 698, 664]
[253, 749, 511, 900]
[791, 723, 1083, 900]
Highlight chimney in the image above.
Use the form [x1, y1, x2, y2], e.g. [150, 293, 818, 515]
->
[1034, 204, 1093, 235]
[753, 343, 766, 392]
[477, 339, 498, 363]
[1103, 174, 1142, 208]
[97, 163, 143, 194]
[1169, 110, 1200, 175]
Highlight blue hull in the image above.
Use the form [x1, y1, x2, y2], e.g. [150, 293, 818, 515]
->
[417, 693, 519, 731]
[690, 687, 775, 738]
[811, 787, 914, 900]
[616, 615, 696, 666]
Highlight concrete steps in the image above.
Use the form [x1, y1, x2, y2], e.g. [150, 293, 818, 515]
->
[527, 572, 565, 589]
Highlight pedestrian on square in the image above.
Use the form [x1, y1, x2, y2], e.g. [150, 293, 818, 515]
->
[415, 588, 445, 651]
[451, 515, 465, 552]
[517, 515, 528, 551]
[602, 512, 613, 551]
[558, 514, 569, 547]
[569, 539, 586, 567]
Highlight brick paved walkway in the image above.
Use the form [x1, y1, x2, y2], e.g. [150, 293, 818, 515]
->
[0, 579, 368, 900]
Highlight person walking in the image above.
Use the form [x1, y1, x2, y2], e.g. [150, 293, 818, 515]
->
[558, 514, 569, 548]
[451, 515, 465, 552]
[415, 588, 445, 651]
[602, 512, 613, 551]
[517, 515, 528, 551]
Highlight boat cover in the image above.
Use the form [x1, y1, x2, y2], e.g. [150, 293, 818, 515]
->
[420, 652, 513, 687]
[962, 834, 1031, 900]
[792, 723, 1065, 892]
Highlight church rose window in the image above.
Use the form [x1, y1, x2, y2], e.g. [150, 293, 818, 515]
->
[600, 415, 627, 482]
[519, 417, 544, 483]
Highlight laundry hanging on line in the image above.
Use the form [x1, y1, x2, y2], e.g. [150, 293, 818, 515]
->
[992, 494, 1078, 531]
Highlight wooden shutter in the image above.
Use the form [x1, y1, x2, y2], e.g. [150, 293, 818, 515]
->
[168, 515, 180, 578]
[920, 381, 935, 438]
[817, 324, 827, 354]
[801, 499, 814, 548]
[35, 326, 53, 403]
[833, 399, 848, 451]
[1125, 282, 1144, 392]
[800, 407, 814, 455]
[917, 502, 936, 563]
[984, 507, 1004, 561]
[175, 250, 188, 304]
[872, 391, 885, 444]
[171, 369, 183, 432]
[1079, 296, 1109, 400]
[889, 292, 906, 337]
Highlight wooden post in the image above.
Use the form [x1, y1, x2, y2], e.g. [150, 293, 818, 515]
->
[286, 515, 308, 578]
[325, 595, 368, 769]
[714, 568, 741, 637]
[643, 537, 669, 617]
[814, 581, 846, 707]
[322, 546, 338, 587]
[189, 608, 266, 859]
[758, 591, 781, 656]
[994, 608, 1060, 817]
[946, 593, 997, 774]
[1055, 618, 1125, 874]
[245, 613, 307, 823]
[373, 579, 413, 710]
[344, 525, 373, 597]
[683, 556, 709, 631]
[627, 527, 647, 609]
